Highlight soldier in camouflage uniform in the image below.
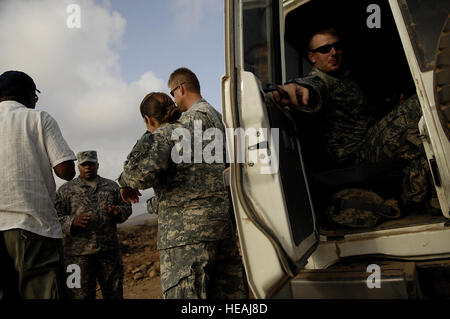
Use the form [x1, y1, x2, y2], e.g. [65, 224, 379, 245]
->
[146, 197, 158, 215]
[277, 27, 433, 211]
[118, 89, 247, 299]
[55, 151, 132, 299]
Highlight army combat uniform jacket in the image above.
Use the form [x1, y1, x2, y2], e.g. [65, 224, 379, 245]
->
[290, 67, 431, 207]
[118, 119, 232, 250]
[119, 99, 247, 298]
[289, 67, 377, 164]
[180, 98, 228, 163]
[180, 98, 225, 132]
[55, 176, 132, 256]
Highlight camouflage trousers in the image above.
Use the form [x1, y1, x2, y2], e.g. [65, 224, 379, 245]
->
[160, 238, 248, 299]
[355, 95, 433, 206]
[63, 250, 124, 299]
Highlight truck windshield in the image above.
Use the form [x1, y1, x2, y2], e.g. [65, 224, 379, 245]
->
[399, 0, 450, 71]
[242, 0, 282, 84]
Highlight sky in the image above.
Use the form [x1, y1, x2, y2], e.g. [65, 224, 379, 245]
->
[0, 0, 225, 217]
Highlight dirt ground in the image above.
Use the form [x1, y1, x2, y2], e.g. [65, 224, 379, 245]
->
[112, 220, 162, 299]
[97, 218, 251, 299]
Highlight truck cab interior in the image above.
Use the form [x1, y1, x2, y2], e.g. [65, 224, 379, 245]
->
[274, 0, 446, 235]
[230, 0, 450, 299]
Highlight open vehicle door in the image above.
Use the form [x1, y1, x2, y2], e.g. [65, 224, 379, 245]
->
[391, 0, 450, 217]
[222, 0, 318, 298]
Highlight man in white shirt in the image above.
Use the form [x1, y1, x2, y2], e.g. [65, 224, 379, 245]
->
[0, 70, 76, 299]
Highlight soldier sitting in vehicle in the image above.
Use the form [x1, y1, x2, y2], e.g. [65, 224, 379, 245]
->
[274, 27, 437, 227]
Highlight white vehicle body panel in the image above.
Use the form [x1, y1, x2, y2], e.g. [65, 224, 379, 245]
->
[223, 0, 450, 298]
[389, 0, 450, 216]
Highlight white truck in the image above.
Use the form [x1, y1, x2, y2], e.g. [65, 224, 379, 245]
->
[221, 0, 450, 298]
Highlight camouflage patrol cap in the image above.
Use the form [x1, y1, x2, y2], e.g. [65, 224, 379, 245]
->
[325, 188, 401, 228]
[77, 150, 98, 164]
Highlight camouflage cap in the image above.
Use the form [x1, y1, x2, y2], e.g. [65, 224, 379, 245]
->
[325, 188, 401, 228]
[77, 150, 98, 164]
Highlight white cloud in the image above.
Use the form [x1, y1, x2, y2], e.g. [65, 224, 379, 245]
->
[168, 0, 222, 38]
[0, 0, 163, 215]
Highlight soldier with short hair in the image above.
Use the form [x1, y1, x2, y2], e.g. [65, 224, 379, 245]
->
[55, 151, 132, 299]
[275, 27, 434, 217]
[119, 92, 247, 299]
[168, 68, 247, 297]
[168, 67, 225, 136]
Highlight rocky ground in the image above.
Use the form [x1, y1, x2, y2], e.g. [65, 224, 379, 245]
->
[119, 220, 162, 299]
[96, 218, 162, 299]
[96, 214, 251, 299]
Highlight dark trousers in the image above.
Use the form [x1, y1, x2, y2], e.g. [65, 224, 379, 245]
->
[63, 250, 124, 299]
[0, 229, 64, 299]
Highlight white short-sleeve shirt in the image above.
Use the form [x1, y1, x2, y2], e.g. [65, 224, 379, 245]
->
[0, 100, 76, 238]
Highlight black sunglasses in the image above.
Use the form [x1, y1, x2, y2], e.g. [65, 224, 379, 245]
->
[170, 82, 185, 97]
[310, 42, 342, 54]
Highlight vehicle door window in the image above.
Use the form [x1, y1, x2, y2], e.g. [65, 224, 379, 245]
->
[399, 0, 450, 71]
[242, 0, 282, 84]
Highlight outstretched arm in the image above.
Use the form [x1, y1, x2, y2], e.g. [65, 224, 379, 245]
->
[118, 130, 171, 191]
[273, 83, 310, 108]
